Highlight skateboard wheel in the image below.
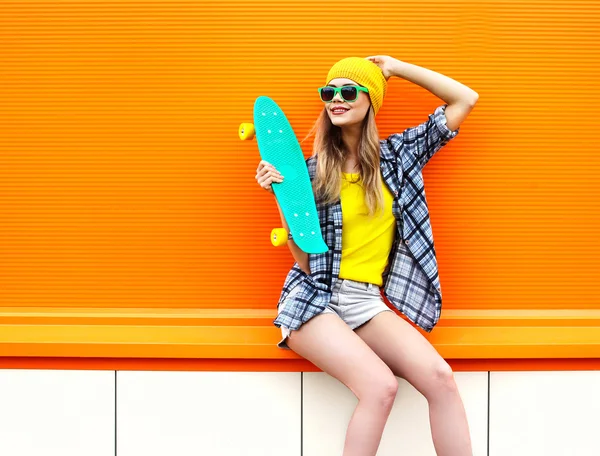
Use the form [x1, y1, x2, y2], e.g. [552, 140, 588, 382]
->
[271, 227, 288, 247]
[239, 122, 255, 140]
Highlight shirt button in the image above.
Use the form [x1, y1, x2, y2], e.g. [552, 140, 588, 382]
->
[404, 239, 410, 245]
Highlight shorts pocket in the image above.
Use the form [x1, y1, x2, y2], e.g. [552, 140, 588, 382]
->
[342, 280, 368, 292]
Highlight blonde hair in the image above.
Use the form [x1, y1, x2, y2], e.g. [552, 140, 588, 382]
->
[300, 104, 385, 218]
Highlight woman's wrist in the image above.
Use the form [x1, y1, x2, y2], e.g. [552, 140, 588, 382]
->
[390, 59, 409, 79]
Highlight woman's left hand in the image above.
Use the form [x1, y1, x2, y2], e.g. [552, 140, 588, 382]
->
[365, 55, 400, 81]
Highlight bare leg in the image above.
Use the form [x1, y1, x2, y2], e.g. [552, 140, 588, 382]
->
[285, 312, 399, 456]
[427, 377, 473, 456]
[355, 311, 473, 456]
[343, 389, 397, 456]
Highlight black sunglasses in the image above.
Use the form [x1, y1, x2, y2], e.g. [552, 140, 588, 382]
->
[317, 85, 369, 103]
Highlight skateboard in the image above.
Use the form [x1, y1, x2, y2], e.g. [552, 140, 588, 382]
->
[239, 96, 329, 254]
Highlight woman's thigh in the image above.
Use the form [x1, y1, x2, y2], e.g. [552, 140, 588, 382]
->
[354, 311, 454, 398]
[286, 311, 398, 399]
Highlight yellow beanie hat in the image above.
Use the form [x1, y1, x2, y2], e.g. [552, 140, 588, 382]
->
[326, 57, 387, 115]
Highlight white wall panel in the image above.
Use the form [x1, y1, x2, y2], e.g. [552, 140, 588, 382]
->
[0, 369, 115, 456]
[117, 371, 301, 456]
[490, 371, 600, 456]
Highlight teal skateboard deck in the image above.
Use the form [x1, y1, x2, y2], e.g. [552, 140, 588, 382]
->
[251, 96, 328, 254]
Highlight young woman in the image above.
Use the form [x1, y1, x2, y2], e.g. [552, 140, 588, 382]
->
[256, 56, 478, 456]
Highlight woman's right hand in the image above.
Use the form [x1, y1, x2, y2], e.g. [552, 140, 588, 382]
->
[256, 160, 284, 194]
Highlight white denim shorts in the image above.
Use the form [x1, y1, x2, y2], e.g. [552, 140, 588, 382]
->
[276, 277, 393, 350]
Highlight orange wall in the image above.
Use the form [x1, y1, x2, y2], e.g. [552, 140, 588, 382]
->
[1, 1, 598, 318]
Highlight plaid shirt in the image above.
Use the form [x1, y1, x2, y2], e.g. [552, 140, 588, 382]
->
[274, 104, 460, 333]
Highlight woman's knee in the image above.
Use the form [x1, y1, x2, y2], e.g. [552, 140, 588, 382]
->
[357, 374, 398, 408]
[427, 360, 458, 398]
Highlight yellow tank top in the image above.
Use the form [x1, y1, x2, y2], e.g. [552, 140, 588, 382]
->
[338, 171, 396, 286]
